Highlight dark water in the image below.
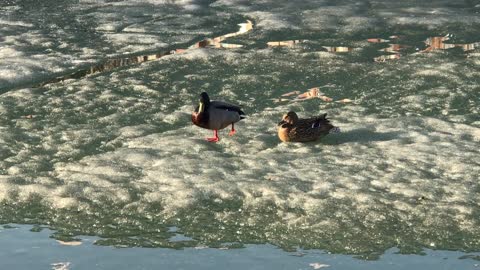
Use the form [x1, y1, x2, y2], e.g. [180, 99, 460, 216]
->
[2, 224, 480, 270]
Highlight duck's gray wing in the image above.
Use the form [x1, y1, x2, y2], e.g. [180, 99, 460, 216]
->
[207, 107, 242, 130]
[211, 101, 245, 115]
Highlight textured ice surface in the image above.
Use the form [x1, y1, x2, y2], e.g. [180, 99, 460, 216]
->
[213, 0, 480, 32]
[1, 0, 480, 259]
[0, 0, 242, 91]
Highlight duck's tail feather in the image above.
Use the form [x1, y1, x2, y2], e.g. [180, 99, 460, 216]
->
[329, 126, 340, 133]
[239, 109, 246, 120]
[311, 113, 329, 128]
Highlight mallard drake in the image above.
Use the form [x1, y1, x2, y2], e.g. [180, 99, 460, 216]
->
[277, 111, 339, 142]
[192, 92, 246, 142]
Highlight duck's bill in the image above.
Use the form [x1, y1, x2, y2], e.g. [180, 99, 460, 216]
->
[278, 120, 286, 126]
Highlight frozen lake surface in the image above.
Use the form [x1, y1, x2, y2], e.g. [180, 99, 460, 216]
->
[1, 0, 480, 267]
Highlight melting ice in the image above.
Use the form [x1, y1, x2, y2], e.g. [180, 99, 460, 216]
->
[1, 0, 480, 258]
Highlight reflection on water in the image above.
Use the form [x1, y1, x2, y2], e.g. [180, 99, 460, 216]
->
[381, 44, 410, 53]
[192, 20, 253, 49]
[369, 36, 405, 62]
[374, 54, 401, 62]
[36, 20, 253, 88]
[421, 36, 480, 52]
[265, 40, 354, 53]
[267, 40, 305, 47]
[264, 34, 479, 63]
[367, 36, 400, 43]
[370, 34, 479, 62]
[193, 39, 244, 49]
[32, 25, 479, 89]
[38, 52, 170, 87]
[322, 46, 353, 52]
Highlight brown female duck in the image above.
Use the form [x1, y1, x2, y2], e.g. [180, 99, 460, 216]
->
[192, 92, 246, 142]
[277, 111, 339, 142]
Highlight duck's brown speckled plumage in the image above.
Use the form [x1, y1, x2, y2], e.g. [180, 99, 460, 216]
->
[277, 111, 337, 142]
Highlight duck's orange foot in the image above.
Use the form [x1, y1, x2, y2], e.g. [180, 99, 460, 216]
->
[207, 137, 220, 142]
[206, 130, 220, 142]
[228, 129, 236, 136]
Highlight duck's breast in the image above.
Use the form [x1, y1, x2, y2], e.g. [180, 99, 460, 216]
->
[278, 126, 291, 142]
[192, 110, 210, 129]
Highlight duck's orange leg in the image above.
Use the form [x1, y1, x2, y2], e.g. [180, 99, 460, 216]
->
[228, 123, 236, 136]
[207, 130, 220, 142]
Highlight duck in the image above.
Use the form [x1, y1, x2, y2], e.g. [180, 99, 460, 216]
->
[277, 111, 339, 142]
[192, 92, 246, 142]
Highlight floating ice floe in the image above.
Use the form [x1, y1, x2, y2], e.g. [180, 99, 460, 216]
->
[56, 240, 82, 246]
[51, 262, 70, 270]
[309, 263, 330, 269]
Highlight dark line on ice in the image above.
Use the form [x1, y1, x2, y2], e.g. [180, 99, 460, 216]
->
[36, 50, 174, 88]
[1, 20, 253, 93]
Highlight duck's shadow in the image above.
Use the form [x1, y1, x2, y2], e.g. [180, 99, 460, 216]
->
[321, 128, 402, 145]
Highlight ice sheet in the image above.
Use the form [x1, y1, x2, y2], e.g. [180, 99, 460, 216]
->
[1, 0, 480, 257]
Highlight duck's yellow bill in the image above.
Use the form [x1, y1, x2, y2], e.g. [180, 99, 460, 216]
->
[198, 103, 204, 112]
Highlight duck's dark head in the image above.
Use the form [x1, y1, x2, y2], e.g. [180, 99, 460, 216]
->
[197, 92, 210, 113]
[278, 111, 298, 126]
[192, 92, 210, 126]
